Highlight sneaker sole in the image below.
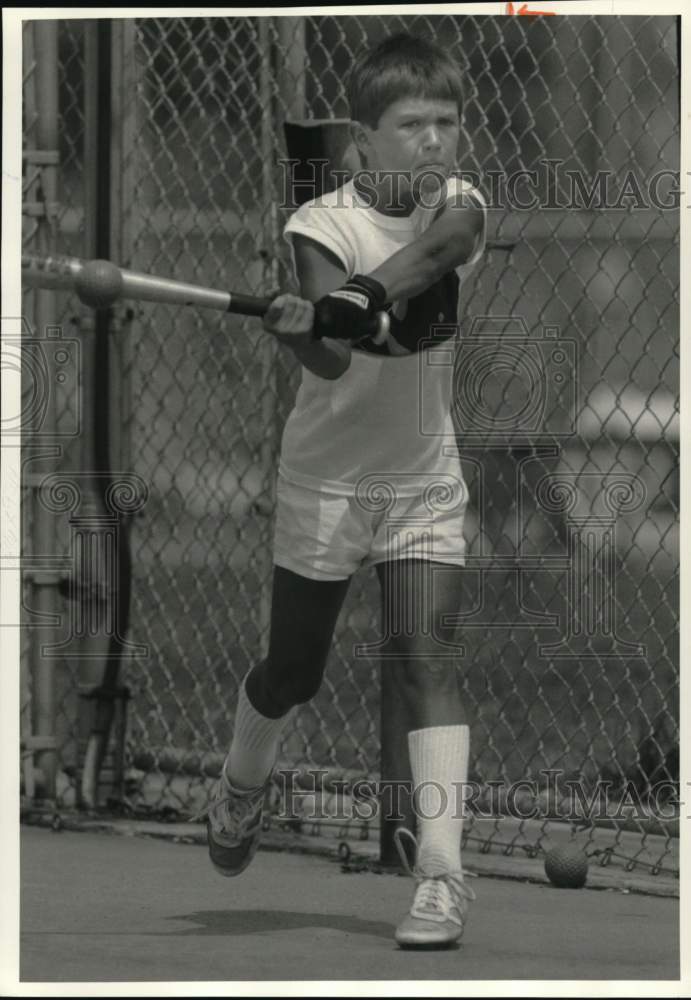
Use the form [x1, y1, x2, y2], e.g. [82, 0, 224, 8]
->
[210, 859, 250, 878]
[207, 822, 260, 878]
[396, 936, 463, 950]
[395, 922, 465, 949]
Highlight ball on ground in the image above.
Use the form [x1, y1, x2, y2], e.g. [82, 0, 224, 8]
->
[544, 843, 589, 888]
[75, 259, 123, 309]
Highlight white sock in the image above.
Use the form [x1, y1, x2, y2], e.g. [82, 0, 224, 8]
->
[226, 676, 294, 790]
[408, 725, 470, 876]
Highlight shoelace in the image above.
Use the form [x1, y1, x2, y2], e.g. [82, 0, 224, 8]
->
[188, 776, 263, 830]
[211, 782, 263, 836]
[413, 878, 450, 914]
[394, 827, 477, 913]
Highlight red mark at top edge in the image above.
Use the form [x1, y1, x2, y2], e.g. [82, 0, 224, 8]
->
[506, 2, 558, 13]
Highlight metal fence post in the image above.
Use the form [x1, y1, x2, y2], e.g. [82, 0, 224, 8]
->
[106, 18, 139, 803]
[76, 18, 136, 809]
[30, 20, 60, 799]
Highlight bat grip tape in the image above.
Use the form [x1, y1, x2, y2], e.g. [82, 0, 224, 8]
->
[227, 293, 274, 317]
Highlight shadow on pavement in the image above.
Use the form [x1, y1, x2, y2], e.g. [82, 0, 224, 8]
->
[167, 909, 395, 940]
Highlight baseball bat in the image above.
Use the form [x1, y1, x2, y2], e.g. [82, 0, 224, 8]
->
[23, 245, 515, 315]
[22, 253, 274, 316]
[21, 252, 392, 345]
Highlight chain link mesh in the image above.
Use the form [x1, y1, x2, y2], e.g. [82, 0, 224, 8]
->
[21, 15, 678, 873]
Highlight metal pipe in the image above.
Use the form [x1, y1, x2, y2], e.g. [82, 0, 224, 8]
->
[77, 18, 111, 810]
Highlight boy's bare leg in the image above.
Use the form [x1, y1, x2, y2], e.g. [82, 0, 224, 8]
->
[376, 559, 472, 947]
[376, 558, 465, 726]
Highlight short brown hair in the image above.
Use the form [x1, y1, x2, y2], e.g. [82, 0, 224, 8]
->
[346, 32, 465, 128]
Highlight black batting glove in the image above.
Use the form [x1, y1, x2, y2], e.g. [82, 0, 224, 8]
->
[312, 275, 388, 342]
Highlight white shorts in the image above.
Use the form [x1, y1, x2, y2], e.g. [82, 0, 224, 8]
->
[273, 472, 468, 582]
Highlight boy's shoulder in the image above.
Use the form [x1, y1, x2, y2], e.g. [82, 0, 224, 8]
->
[283, 179, 361, 274]
[290, 179, 357, 218]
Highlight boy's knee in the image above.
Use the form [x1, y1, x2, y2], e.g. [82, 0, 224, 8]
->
[281, 670, 323, 706]
[261, 654, 326, 710]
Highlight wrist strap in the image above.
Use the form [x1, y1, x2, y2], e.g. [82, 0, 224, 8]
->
[349, 274, 388, 307]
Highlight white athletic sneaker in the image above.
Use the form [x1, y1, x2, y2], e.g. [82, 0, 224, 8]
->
[394, 828, 476, 949]
[205, 767, 270, 877]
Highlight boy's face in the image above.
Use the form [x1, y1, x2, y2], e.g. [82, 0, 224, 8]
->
[353, 97, 460, 197]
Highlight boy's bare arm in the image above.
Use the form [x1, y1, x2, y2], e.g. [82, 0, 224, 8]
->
[267, 195, 484, 363]
[369, 197, 484, 300]
[288, 237, 352, 379]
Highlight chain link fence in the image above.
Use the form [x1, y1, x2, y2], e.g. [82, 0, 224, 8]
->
[21, 15, 678, 875]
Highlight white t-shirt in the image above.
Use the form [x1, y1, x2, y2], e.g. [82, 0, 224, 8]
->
[280, 176, 486, 496]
